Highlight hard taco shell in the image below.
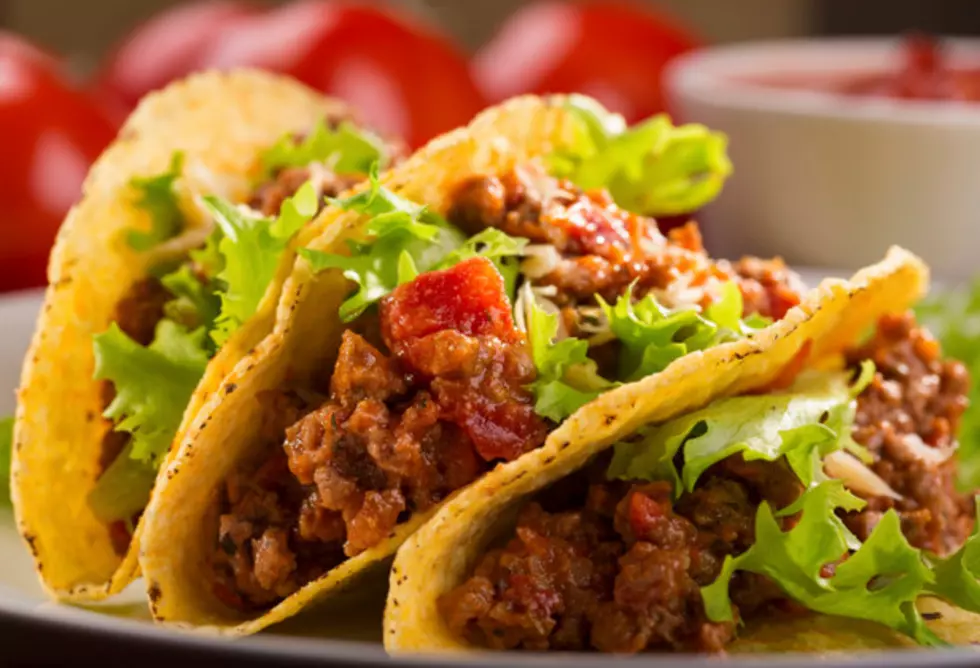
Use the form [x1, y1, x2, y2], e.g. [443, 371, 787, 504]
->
[381, 247, 966, 654]
[12, 69, 350, 601]
[139, 94, 586, 634]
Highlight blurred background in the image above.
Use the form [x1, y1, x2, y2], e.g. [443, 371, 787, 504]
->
[2, 0, 978, 292]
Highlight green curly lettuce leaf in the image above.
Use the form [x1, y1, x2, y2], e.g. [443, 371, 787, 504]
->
[203, 180, 319, 345]
[701, 486, 942, 647]
[126, 152, 185, 251]
[93, 321, 209, 466]
[598, 281, 769, 382]
[526, 300, 615, 422]
[916, 281, 980, 489]
[300, 169, 527, 322]
[607, 371, 860, 494]
[261, 118, 386, 176]
[551, 95, 732, 216]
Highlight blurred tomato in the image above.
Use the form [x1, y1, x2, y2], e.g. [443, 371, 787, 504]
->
[96, 1, 484, 149]
[472, 1, 699, 123]
[0, 33, 117, 292]
[96, 1, 257, 115]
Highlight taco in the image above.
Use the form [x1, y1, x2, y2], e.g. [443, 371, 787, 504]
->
[12, 70, 401, 601]
[384, 251, 980, 654]
[138, 92, 822, 633]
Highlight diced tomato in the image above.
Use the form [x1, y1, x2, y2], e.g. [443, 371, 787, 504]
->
[472, 1, 700, 123]
[547, 195, 635, 261]
[628, 491, 667, 539]
[380, 257, 517, 348]
[0, 33, 118, 292]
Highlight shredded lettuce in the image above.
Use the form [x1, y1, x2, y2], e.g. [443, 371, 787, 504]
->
[701, 484, 943, 646]
[299, 169, 528, 322]
[526, 300, 615, 422]
[160, 265, 220, 342]
[261, 118, 386, 176]
[92, 159, 322, 522]
[551, 95, 732, 216]
[0, 416, 12, 505]
[93, 321, 209, 465]
[87, 442, 158, 523]
[927, 498, 980, 613]
[203, 180, 319, 345]
[126, 152, 185, 251]
[607, 371, 858, 494]
[597, 282, 769, 382]
[916, 281, 980, 489]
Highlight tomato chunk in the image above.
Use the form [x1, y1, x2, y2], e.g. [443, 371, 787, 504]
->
[381, 257, 517, 350]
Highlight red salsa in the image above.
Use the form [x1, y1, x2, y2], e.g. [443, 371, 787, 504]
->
[749, 35, 980, 103]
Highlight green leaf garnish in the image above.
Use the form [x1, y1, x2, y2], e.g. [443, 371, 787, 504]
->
[126, 152, 185, 251]
[598, 282, 767, 382]
[551, 95, 732, 216]
[160, 265, 220, 339]
[87, 441, 158, 523]
[607, 371, 858, 494]
[93, 321, 209, 466]
[526, 299, 614, 421]
[261, 119, 386, 176]
[203, 180, 319, 345]
[916, 281, 980, 489]
[925, 497, 980, 614]
[702, 491, 942, 647]
[299, 169, 527, 322]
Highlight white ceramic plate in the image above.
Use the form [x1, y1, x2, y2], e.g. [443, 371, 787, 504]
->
[0, 279, 977, 667]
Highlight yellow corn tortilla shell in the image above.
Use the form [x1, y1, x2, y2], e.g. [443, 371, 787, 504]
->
[12, 70, 351, 602]
[138, 94, 591, 634]
[383, 247, 941, 653]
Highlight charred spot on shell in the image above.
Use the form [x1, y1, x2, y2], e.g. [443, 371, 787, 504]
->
[922, 611, 943, 620]
[224, 383, 237, 395]
[85, 411, 96, 423]
[543, 456, 555, 465]
[23, 533, 39, 558]
[147, 582, 162, 605]
[391, 598, 399, 607]
[604, 414, 616, 425]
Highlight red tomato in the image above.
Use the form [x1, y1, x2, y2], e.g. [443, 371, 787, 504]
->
[95, 1, 256, 115]
[198, 1, 485, 148]
[0, 33, 117, 292]
[96, 1, 484, 149]
[472, 1, 700, 123]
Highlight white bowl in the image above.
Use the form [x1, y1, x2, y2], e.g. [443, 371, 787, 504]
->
[665, 37, 980, 279]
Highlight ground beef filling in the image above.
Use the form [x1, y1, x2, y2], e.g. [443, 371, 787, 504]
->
[442, 312, 974, 653]
[439, 456, 802, 654]
[447, 168, 804, 328]
[213, 258, 549, 609]
[844, 312, 972, 555]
